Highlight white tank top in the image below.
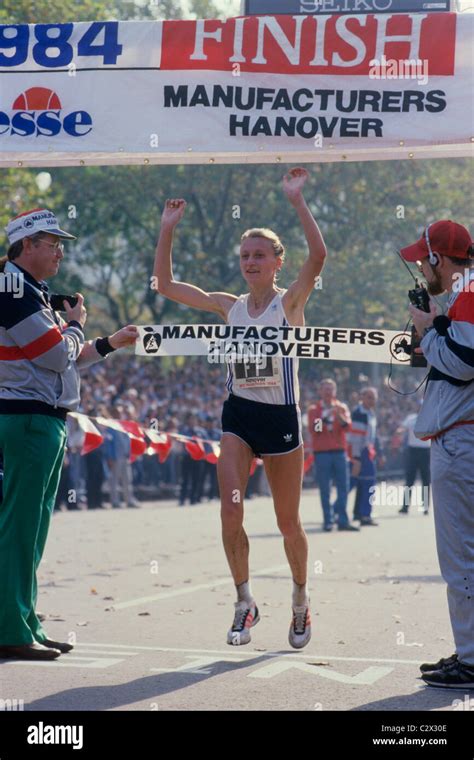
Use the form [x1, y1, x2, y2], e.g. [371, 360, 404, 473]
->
[225, 290, 300, 405]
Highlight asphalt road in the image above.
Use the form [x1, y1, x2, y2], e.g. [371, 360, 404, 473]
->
[0, 484, 468, 713]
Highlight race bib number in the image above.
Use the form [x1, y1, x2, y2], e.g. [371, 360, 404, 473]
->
[233, 357, 281, 390]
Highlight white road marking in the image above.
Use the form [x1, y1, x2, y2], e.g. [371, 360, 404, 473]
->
[0, 643, 419, 679]
[113, 563, 289, 609]
[151, 655, 393, 685]
[6, 657, 125, 669]
[73, 648, 138, 656]
[248, 660, 393, 684]
[77, 642, 424, 665]
[151, 655, 248, 675]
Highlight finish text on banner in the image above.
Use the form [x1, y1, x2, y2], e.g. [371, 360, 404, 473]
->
[0, 14, 472, 166]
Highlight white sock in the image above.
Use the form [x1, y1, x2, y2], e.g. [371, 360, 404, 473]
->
[236, 580, 253, 605]
[292, 580, 309, 608]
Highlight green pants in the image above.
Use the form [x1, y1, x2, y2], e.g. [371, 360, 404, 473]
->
[0, 414, 67, 645]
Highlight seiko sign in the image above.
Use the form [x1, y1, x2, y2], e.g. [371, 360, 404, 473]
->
[243, 0, 452, 14]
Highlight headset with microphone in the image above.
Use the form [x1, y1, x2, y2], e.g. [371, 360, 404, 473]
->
[424, 224, 439, 267]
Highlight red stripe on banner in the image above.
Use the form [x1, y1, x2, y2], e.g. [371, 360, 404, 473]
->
[21, 327, 63, 361]
[160, 14, 455, 76]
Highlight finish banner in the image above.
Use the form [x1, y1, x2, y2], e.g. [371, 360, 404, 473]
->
[0, 13, 472, 167]
[136, 324, 413, 365]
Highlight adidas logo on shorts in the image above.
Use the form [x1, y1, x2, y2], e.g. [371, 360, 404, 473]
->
[283, 434, 293, 442]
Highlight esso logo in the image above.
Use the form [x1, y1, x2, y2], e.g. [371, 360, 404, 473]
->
[0, 87, 92, 137]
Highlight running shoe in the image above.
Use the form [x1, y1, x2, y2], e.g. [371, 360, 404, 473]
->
[227, 600, 260, 646]
[289, 604, 312, 649]
[421, 660, 474, 689]
[420, 653, 458, 673]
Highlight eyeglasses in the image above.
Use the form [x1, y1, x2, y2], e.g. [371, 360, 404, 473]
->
[415, 260, 424, 273]
[35, 239, 64, 253]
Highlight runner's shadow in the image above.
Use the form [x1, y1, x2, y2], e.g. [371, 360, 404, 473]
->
[24, 654, 271, 711]
[353, 685, 466, 711]
[249, 527, 331, 539]
[370, 575, 444, 584]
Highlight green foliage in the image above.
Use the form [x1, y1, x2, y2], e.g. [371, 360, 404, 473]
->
[0, 172, 62, 243]
[0, 0, 154, 24]
[189, 0, 227, 19]
[4, 158, 468, 338]
[0, 0, 239, 24]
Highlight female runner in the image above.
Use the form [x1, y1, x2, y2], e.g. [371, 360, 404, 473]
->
[153, 167, 327, 648]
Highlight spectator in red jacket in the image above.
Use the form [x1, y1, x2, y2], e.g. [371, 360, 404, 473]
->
[307, 379, 358, 532]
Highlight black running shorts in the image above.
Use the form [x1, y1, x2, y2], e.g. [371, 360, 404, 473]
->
[221, 393, 303, 457]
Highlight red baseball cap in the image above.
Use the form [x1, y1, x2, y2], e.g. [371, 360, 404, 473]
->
[400, 220, 472, 262]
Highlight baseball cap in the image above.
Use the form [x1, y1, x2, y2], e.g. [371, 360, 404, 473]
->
[5, 208, 76, 245]
[400, 220, 472, 262]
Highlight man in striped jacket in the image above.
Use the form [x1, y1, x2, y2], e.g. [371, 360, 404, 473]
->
[0, 208, 137, 661]
[401, 220, 474, 690]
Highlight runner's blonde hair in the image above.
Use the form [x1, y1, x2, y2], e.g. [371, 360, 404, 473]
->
[241, 228, 285, 262]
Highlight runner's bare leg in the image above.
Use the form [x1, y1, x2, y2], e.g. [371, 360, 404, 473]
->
[264, 445, 307, 585]
[217, 433, 254, 586]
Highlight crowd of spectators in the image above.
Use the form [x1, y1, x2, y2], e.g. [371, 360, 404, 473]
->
[55, 354, 424, 511]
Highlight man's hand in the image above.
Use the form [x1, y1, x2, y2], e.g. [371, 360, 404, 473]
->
[108, 325, 139, 349]
[352, 460, 361, 478]
[283, 167, 309, 206]
[409, 300, 437, 338]
[64, 293, 87, 328]
[161, 199, 186, 229]
[334, 403, 349, 424]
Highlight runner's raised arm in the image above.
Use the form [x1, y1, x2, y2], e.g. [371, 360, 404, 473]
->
[153, 199, 236, 321]
[281, 168, 327, 320]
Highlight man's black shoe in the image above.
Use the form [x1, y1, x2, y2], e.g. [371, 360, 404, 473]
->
[421, 660, 474, 689]
[399, 506, 409, 514]
[0, 642, 61, 660]
[338, 523, 360, 531]
[323, 524, 333, 532]
[41, 638, 74, 653]
[420, 653, 458, 673]
[360, 518, 378, 526]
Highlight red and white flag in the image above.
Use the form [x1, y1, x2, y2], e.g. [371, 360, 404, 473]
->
[69, 412, 104, 455]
